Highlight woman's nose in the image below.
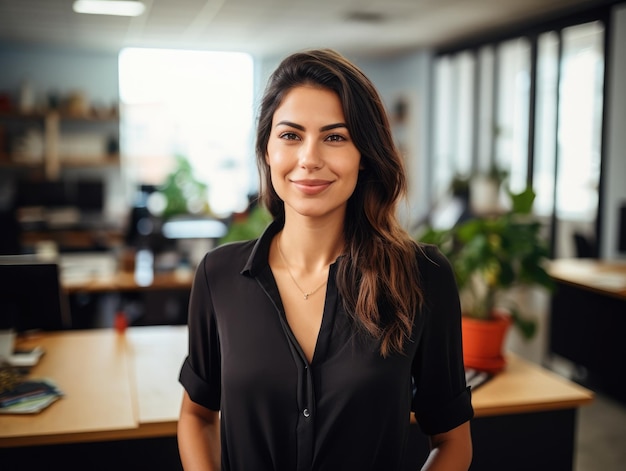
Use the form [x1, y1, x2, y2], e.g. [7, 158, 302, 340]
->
[298, 140, 323, 170]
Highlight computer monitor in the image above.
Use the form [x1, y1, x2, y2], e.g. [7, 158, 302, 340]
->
[16, 181, 67, 208]
[0, 255, 71, 332]
[76, 180, 104, 212]
[16, 179, 104, 212]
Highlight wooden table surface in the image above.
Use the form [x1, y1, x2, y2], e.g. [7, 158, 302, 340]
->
[125, 326, 187, 435]
[1, 326, 593, 447]
[58, 252, 194, 294]
[0, 329, 137, 446]
[62, 269, 194, 294]
[547, 258, 626, 300]
[0, 326, 187, 447]
[470, 353, 593, 417]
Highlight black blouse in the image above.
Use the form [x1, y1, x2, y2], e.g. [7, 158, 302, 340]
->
[179, 221, 473, 471]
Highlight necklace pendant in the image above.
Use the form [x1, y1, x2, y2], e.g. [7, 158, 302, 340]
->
[304, 293, 310, 300]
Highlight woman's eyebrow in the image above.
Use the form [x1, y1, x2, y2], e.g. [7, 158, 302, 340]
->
[320, 123, 348, 132]
[275, 120, 348, 132]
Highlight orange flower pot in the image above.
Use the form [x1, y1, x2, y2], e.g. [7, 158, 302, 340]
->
[461, 311, 512, 373]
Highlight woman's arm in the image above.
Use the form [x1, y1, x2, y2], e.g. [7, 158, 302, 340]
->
[421, 421, 472, 471]
[178, 391, 221, 471]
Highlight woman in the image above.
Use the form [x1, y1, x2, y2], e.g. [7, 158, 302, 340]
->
[178, 49, 473, 471]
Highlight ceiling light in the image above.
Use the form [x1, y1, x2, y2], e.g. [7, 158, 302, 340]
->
[344, 11, 386, 24]
[73, 0, 145, 17]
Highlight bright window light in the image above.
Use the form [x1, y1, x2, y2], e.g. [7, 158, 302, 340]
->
[73, 0, 145, 17]
[119, 48, 255, 217]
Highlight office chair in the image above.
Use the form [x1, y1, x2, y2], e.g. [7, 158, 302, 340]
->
[573, 232, 596, 258]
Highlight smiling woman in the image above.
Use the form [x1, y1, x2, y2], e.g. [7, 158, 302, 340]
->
[177, 49, 473, 471]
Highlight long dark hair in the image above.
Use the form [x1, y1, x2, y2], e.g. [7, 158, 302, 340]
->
[256, 49, 422, 356]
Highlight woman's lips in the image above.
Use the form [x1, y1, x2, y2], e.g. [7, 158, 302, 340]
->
[291, 179, 332, 195]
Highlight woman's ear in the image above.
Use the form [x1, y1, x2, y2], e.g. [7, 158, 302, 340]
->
[265, 152, 270, 165]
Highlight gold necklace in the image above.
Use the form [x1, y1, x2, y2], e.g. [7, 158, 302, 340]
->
[277, 235, 327, 300]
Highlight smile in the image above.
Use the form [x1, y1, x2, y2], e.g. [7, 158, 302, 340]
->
[291, 179, 332, 195]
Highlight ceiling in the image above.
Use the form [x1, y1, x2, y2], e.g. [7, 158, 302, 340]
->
[0, 0, 607, 57]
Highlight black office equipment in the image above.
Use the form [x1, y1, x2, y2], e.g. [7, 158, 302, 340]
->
[0, 255, 71, 332]
[16, 179, 104, 212]
[618, 203, 626, 253]
[75, 181, 104, 212]
[573, 231, 595, 258]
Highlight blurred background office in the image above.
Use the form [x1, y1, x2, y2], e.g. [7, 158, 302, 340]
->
[0, 0, 622, 322]
[0, 0, 624, 341]
[1, 1, 626, 469]
[0, 0, 623, 323]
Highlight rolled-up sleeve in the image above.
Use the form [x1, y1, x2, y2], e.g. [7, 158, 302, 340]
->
[179, 252, 221, 411]
[411, 245, 474, 435]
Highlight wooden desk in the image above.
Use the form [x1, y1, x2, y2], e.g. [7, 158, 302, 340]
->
[548, 258, 626, 300]
[58, 252, 194, 328]
[62, 269, 194, 294]
[0, 326, 186, 448]
[0, 330, 136, 447]
[59, 252, 194, 294]
[470, 353, 593, 417]
[0, 327, 592, 471]
[125, 326, 186, 435]
[406, 353, 592, 471]
[548, 258, 626, 403]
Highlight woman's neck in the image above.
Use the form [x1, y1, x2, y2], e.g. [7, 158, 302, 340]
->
[279, 216, 345, 270]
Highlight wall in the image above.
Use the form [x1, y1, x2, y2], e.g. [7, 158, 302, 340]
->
[354, 52, 432, 230]
[0, 43, 119, 108]
[0, 43, 126, 221]
[601, 3, 626, 260]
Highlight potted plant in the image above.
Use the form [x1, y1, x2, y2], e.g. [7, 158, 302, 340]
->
[469, 163, 508, 215]
[419, 187, 554, 372]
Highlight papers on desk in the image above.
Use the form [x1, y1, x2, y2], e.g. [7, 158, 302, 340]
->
[0, 378, 63, 414]
[59, 252, 117, 284]
[6, 346, 45, 367]
[465, 368, 492, 391]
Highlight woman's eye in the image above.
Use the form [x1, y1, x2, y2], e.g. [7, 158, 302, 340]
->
[326, 134, 346, 142]
[279, 132, 299, 140]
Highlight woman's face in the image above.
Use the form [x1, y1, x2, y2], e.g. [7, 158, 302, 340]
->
[266, 85, 361, 221]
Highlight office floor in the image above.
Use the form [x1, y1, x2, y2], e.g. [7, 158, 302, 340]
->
[547, 356, 626, 471]
[575, 391, 626, 471]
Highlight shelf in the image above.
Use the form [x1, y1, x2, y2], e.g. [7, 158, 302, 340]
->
[60, 155, 120, 167]
[0, 156, 43, 168]
[20, 228, 124, 252]
[0, 110, 120, 179]
[0, 110, 118, 122]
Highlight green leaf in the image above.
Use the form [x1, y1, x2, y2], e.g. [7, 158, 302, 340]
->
[510, 187, 536, 214]
[510, 308, 537, 340]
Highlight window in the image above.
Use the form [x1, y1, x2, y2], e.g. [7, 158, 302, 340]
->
[455, 52, 476, 179]
[554, 21, 604, 257]
[430, 14, 606, 257]
[533, 32, 559, 218]
[118, 48, 254, 217]
[476, 46, 495, 174]
[431, 52, 475, 200]
[433, 56, 454, 200]
[494, 38, 530, 193]
[556, 21, 604, 222]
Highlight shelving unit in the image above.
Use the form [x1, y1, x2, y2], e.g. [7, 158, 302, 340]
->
[0, 110, 119, 179]
[0, 110, 123, 253]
